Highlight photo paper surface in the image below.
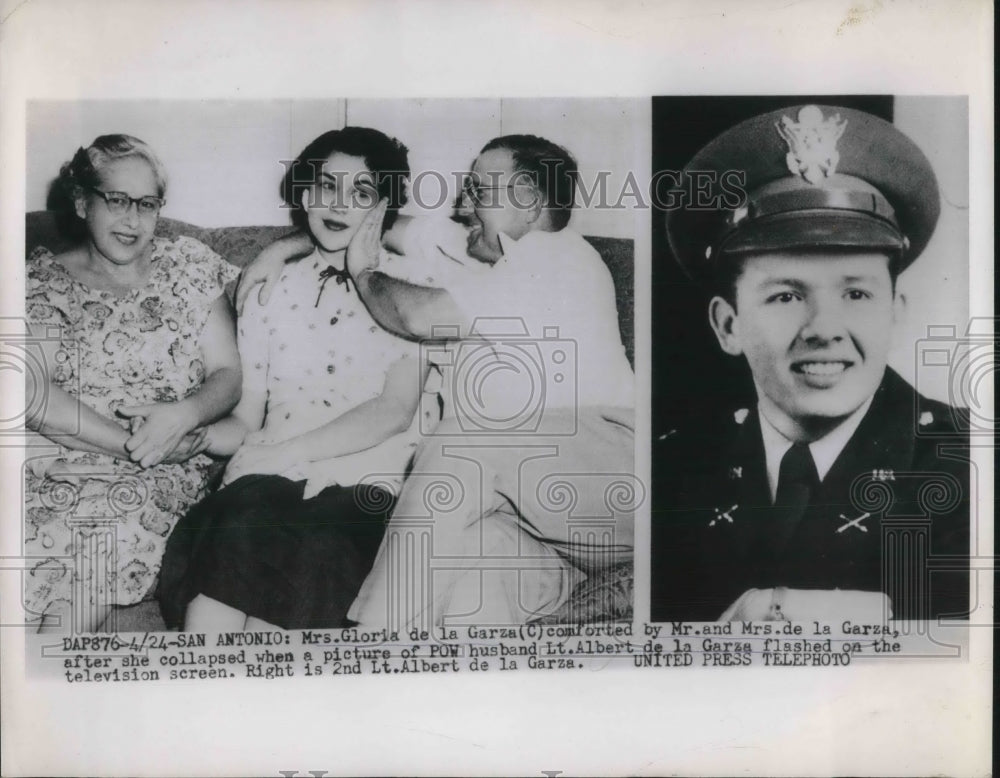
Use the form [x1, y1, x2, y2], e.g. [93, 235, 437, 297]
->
[0, 2, 992, 776]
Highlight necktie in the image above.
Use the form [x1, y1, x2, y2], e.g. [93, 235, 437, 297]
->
[772, 442, 820, 552]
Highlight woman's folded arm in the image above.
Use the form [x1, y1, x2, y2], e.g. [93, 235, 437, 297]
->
[119, 294, 243, 467]
[222, 354, 428, 482]
[26, 379, 130, 459]
[294, 352, 427, 463]
[25, 322, 131, 458]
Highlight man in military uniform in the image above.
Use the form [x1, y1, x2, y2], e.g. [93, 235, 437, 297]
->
[651, 104, 970, 622]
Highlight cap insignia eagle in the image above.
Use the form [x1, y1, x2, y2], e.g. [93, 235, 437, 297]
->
[776, 105, 848, 185]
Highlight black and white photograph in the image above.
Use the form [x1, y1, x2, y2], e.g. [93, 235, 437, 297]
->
[649, 96, 975, 627]
[0, 2, 992, 777]
[19, 97, 640, 637]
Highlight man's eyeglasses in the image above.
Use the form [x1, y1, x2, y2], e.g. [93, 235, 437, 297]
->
[89, 187, 165, 216]
[461, 179, 535, 207]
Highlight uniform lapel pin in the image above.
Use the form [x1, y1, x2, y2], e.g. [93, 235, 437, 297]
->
[919, 411, 934, 426]
[733, 409, 749, 425]
[728, 466, 743, 479]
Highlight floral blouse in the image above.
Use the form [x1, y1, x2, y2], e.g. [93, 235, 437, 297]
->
[236, 250, 437, 493]
[27, 237, 239, 417]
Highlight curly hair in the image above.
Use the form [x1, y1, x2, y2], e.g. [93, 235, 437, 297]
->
[57, 134, 167, 203]
[280, 126, 410, 233]
[49, 135, 166, 240]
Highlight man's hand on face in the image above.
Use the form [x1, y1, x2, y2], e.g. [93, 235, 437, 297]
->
[347, 198, 388, 279]
[235, 231, 314, 315]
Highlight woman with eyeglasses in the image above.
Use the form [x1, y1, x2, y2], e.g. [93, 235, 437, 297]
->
[157, 127, 435, 632]
[24, 134, 242, 633]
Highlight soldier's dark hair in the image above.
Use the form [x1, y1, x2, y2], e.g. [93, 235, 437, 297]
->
[479, 134, 578, 230]
[281, 126, 409, 233]
[710, 253, 745, 307]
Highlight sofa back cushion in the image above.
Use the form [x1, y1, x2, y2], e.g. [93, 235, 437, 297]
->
[26, 211, 634, 365]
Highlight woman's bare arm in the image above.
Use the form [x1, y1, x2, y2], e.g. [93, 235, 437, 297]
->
[26, 379, 130, 458]
[223, 354, 429, 480]
[293, 353, 427, 462]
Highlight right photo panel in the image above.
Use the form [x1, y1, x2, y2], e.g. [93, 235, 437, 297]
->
[649, 96, 974, 630]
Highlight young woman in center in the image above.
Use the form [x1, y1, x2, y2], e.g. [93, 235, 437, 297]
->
[158, 127, 433, 631]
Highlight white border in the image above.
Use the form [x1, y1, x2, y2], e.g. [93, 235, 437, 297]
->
[1, 1, 992, 776]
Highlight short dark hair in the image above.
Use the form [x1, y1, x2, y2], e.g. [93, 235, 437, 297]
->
[479, 134, 577, 230]
[281, 126, 409, 232]
[710, 248, 902, 308]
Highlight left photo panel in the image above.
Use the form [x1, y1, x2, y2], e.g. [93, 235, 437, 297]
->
[18, 99, 644, 658]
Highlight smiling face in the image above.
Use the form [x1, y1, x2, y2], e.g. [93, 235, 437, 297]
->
[305, 152, 379, 258]
[709, 251, 901, 440]
[461, 148, 539, 263]
[75, 156, 159, 266]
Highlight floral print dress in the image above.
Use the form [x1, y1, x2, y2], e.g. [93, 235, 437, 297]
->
[24, 237, 239, 618]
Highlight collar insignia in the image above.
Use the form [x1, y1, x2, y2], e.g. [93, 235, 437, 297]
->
[919, 411, 934, 426]
[728, 466, 743, 480]
[734, 408, 749, 425]
[709, 504, 739, 527]
[776, 105, 848, 185]
[837, 512, 871, 533]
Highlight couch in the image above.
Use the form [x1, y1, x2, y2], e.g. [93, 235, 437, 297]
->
[25, 211, 635, 629]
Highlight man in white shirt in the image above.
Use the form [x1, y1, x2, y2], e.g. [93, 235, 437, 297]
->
[239, 134, 635, 629]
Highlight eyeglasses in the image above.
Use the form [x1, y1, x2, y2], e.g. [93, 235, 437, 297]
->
[89, 187, 165, 216]
[461, 179, 535, 207]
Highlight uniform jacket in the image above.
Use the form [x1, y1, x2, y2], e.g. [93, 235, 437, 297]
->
[651, 369, 970, 621]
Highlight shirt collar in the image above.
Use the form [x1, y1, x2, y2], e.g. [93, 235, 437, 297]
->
[495, 227, 560, 260]
[758, 397, 874, 502]
[495, 230, 522, 263]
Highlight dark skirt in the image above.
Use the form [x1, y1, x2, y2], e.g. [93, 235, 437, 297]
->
[157, 475, 393, 630]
